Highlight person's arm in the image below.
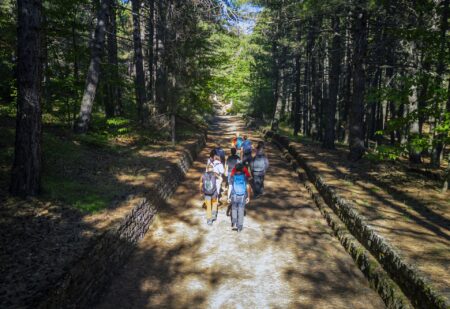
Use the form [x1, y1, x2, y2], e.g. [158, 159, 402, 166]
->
[246, 183, 251, 204]
[227, 180, 233, 202]
[244, 167, 252, 179]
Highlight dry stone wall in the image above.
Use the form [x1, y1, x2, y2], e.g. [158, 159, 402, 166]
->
[37, 132, 206, 309]
[262, 128, 448, 309]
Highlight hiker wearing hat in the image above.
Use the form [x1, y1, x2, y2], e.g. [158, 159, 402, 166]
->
[227, 163, 252, 232]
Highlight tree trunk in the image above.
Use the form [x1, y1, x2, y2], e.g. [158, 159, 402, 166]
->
[105, 0, 122, 117]
[348, 0, 368, 161]
[155, 0, 168, 113]
[146, 0, 155, 111]
[10, 0, 42, 196]
[408, 42, 422, 163]
[310, 19, 320, 140]
[303, 31, 310, 135]
[442, 79, 450, 191]
[132, 0, 148, 124]
[293, 53, 302, 136]
[73, 0, 109, 133]
[323, 16, 342, 149]
[273, 66, 283, 122]
[431, 0, 449, 167]
[340, 21, 352, 143]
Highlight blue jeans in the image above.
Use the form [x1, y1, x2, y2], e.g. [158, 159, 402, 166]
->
[253, 174, 265, 195]
[242, 152, 252, 165]
[231, 195, 246, 228]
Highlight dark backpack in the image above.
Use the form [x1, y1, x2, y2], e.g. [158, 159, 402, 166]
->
[203, 172, 217, 196]
[236, 137, 244, 149]
[242, 140, 252, 154]
[252, 154, 266, 173]
[227, 155, 240, 171]
[232, 173, 247, 196]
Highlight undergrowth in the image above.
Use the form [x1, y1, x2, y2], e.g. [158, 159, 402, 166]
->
[0, 108, 201, 213]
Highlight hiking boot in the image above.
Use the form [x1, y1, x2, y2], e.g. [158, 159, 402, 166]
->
[207, 219, 212, 226]
[237, 226, 243, 232]
[231, 222, 236, 230]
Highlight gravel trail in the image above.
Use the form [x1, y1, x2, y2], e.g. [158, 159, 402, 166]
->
[96, 116, 385, 309]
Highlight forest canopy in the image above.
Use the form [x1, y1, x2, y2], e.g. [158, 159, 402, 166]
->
[0, 0, 449, 196]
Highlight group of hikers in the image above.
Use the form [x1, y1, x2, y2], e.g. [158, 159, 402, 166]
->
[199, 133, 269, 232]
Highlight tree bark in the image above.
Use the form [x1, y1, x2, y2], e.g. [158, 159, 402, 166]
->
[293, 51, 302, 136]
[105, 0, 122, 117]
[132, 0, 148, 124]
[73, 0, 109, 133]
[430, 0, 449, 167]
[146, 0, 155, 110]
[155, 0, 168, 113]
[310, 19, 319, 139]
[348, 0, 368, 161]
[323, 16, 342, 149]
[10, 0, 42, 196]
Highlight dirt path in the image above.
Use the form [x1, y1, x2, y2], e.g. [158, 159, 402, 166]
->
[96, 116, 385, 309]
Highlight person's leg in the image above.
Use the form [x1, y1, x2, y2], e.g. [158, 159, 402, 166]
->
[260, 174, 265, 194]
[231, 200, 238, 228]
[255, 174, 264, 195]
[216, 177, 223, 200]
[205, 196, 212, 224]
[212, 196, 218, 221]
[237, 198, 245, 231]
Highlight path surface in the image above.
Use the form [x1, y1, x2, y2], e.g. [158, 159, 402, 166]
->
[96, 116, 385, 309]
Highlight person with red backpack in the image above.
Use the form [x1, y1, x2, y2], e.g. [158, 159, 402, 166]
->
[251, 142, 269, 197]
[199, 164, 218, 225]
[227, 163, 252, 232]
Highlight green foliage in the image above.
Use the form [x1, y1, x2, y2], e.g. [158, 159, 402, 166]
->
[365, 145, 405, 162]
[207, 29, 254, 113]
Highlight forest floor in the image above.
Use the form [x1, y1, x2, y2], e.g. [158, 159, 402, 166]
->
[96, 116, 385, 309]
[0, 111, 205, 307]
[274, 129, 450, 301]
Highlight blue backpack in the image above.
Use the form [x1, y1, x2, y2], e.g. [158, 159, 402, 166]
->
[242, 140, 252, 154]
[232, 173, 247, 196]
[236, 137, 244, 149]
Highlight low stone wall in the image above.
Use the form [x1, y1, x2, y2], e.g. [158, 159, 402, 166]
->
[263, 129, 449, 309]
[38, 132, 207, 309]
[270, 137, 412, 309]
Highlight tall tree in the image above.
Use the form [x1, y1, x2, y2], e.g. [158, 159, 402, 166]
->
[348, 0, 368, 161]
[293, 28, 302, 136]
[146, 0, 155, 109]
[430, 0, 449, 167]
[73, 0, 109, 133]
[105, 0, 122, 117]
[132, 0, 148, 124]
[10, 0, 42, 196]
[323, 15, 342, 149]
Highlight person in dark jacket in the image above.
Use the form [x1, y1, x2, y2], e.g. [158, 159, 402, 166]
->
[250, 142, 269, 197]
